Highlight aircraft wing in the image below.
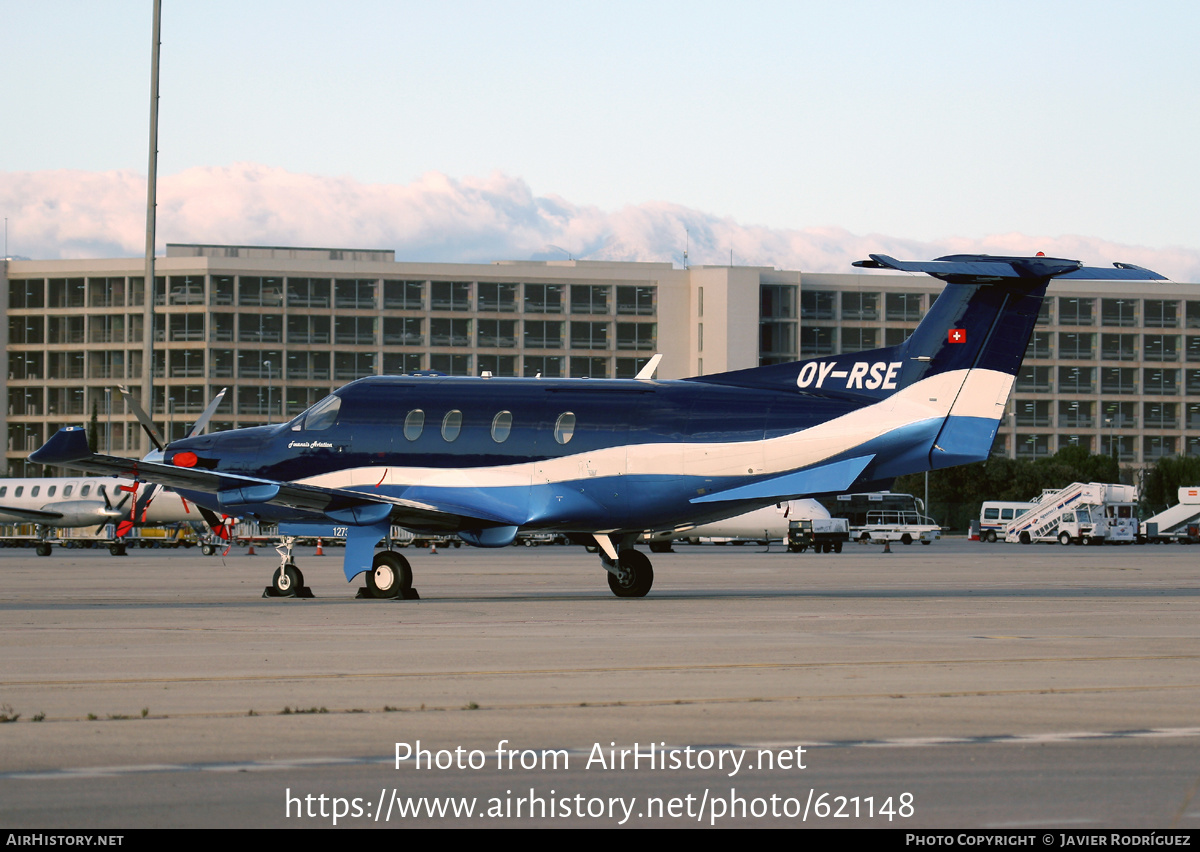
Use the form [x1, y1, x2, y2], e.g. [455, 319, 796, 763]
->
[0, 504, 65, 523]
[30, 427, 522, 532]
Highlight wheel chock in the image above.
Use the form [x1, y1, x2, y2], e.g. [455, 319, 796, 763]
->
[262, 584, 315, 598]
[355, 586, 421, 600]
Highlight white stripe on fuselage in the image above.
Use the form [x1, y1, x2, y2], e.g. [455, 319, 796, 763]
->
[298, 369, 1012, 492]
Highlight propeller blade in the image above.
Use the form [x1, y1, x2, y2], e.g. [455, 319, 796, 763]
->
[117, 385, 165, 451]
[187, 388, 228, 439]
[198, 506, 231, 540]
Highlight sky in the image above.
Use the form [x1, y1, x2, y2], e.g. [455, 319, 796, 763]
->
[3, 1, 1200, 277]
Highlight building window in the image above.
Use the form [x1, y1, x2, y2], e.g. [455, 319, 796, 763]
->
[287, 278, 331, 308]
[1026, 332, 1052, 359]
[1058, 401, 1093, 428]
[1015, 366, 1052, 393]
[430, 318, 470, 347]
[524, 355, 562, 378]
[1058, 297, 1094, 326]
[429, 354, 472, 376]
[1144, 402, 1178, 429]
[1057, 332, 1093, 360]
[383, 353, 424, 374]
[239, 276, 283, 307]
[840, 327, 877, 353]
[1101, 299, 1138, 327]
[335, 316, 376, 345]
[383, 280, 424, 310]
[1057, 366, 1094, 394]
[570, 356, 608, 378]
[761, 285, 797, 319]
[431, 281, 471, 311]
[1143, 334, 1179, 361]
[335, 279, 376, 310]
[616, 322, 656, 351]
[1100, 367, 1138, 394]
[524, 320, 562, 349]
[885, 292, 923, 322]
[1100, 334, 1138, 361]
[1142, 368, 1178, 395]
[477, 355, 517, 376]
[1144, 300, 1178, 329]
[525, 284, 563, 314]
[616, 285, 654, 316]
[383, 317, 423, 346]
[9, 279, 44, 309]
[570, 321, 609, 350]
[800, 326, 835, 357]
[570, 285, 610, 315]
[477, 319, 516, 348]
[841, 292, 879, 321]
[1015, 400, 1051, 427]
[799, 290, 834, 320]
[478, 282, 519, 312]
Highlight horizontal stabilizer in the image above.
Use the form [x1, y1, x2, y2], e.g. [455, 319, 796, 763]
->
[691, 454, 873, 504]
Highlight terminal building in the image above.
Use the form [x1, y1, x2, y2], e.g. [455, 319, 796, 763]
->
[2, 243, 1197, 477]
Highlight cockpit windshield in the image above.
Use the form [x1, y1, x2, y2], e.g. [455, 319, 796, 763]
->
[295, 394, 342, 431]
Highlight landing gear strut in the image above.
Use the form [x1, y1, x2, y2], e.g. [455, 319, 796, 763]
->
[263, 537, 314, 598]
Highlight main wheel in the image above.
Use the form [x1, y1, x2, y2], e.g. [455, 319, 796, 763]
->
[367, 551, 413, 599]
[201, 544, 215, 556]
[272, 563, 303, 595]
[36, 543, 52, 557]
[108, 543, 126, 556]
[1058, 532, 1072, 546]
[648, 540, 672, 554]
[608, 550, 654, 598]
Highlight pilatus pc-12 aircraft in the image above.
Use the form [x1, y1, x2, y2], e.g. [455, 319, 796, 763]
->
[32, 254, 1166, 599]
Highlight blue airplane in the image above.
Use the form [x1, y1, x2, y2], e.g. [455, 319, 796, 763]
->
[31, 254, 1166, 599]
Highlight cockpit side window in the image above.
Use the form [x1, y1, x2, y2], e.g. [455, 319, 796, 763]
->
[303, 395, 342, 431]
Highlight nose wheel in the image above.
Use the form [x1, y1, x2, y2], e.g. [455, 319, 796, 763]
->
[263, 537, 314, 598]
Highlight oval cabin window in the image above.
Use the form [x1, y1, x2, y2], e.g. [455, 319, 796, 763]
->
[441, 410, 463, 442]
[404, 409, 425, 441]
[491, 411, 513, 443]
[554, 412, 576, 445]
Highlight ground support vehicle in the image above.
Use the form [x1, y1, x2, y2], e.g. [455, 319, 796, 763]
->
[1143, 487, 1200, 544]
[1004, 482, 1139, 545]
[787, 518, 850, 553]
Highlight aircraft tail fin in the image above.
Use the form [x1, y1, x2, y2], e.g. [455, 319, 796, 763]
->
[686, 254, 1168, 470]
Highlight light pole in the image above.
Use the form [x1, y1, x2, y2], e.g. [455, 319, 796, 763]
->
[265, 360, 273, 424]
[168, 396, 175, 444]
[105, 387, 112, 453]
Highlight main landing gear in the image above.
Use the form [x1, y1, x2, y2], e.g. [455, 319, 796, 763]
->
[263, 537, 315, 598]
[362, 550, 419, 600]
[595, 536, 655, 598]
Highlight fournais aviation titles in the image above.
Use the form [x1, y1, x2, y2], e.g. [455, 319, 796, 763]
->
[31, 254, 1167, 599]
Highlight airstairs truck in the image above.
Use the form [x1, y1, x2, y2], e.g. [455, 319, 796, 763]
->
[1142, 487, 1200, 544]
[1004, 482, 1139, 545]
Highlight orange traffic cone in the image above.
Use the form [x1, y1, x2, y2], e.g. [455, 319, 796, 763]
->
[247, 542, 256, 555]
[882, 539, 892, 554]
[315, 538, 324, 556]
[430, 542, 438, 554]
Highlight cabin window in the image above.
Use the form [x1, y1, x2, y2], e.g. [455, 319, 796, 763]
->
[404, 410, 425, 441]
[0, 487, 7, 498]
[47, 486, 56, 497]
[63, 486, 73, 497]
[81, 485, 91, 496]
[15, 487, 23, 497]
[554, 412, 576, 445]
[304, 395, 341, 431]
[441, 410, 463, 442]
[491, 411, 513, 443]
[31, 486, 40, 498]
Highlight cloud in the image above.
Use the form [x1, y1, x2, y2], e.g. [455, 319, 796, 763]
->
[3, 164, 1199, 281]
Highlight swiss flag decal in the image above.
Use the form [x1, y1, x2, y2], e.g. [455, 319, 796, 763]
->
[948, 328, 967, 344]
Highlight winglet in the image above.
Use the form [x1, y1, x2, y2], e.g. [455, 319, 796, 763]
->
[29, 427, 92, 466]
